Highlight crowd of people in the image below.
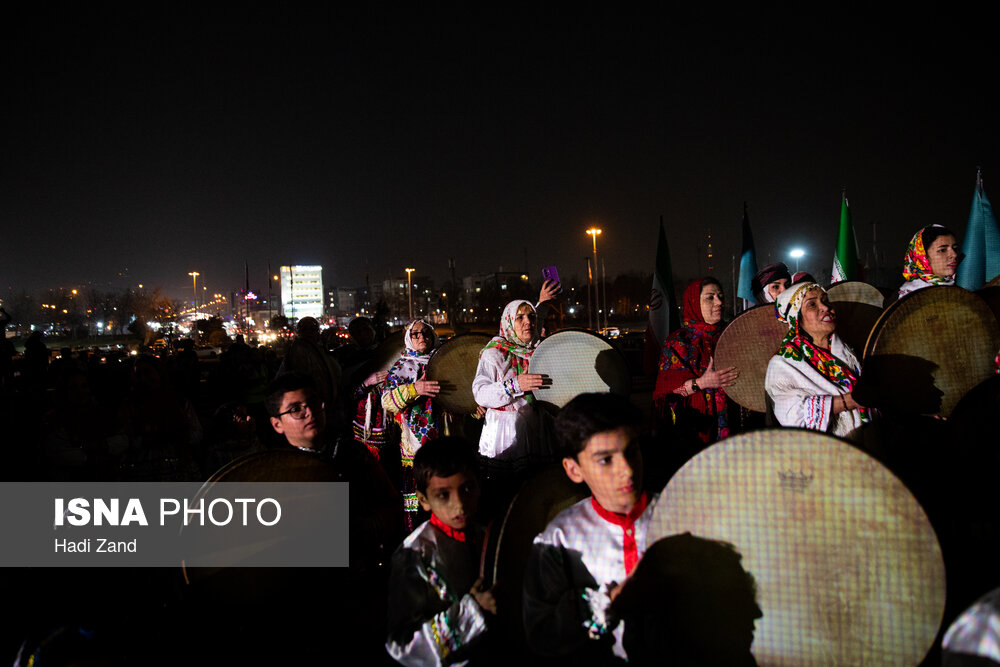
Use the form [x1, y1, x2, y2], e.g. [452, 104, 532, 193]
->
[2, 224, 1000, 665]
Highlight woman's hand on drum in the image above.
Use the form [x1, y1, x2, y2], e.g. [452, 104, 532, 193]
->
[518, 373, 546, 392]
[414, 379, 440, 397]
[698, 357, 738, 389]
[833, 392, 862, 414]
[364, 370, 389, 387]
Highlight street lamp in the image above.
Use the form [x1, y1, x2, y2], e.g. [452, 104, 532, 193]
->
[789, 248, 805, 273]
[587, 228, 602, 331]
[188, 272, 200, 320]
[405, 268, 415, 320]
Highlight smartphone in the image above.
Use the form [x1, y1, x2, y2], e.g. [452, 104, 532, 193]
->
[541, 265, 560, 285]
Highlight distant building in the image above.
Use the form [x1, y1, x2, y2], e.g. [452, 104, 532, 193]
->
[381, 275, 434, 323]
[280, 265, 324, 320]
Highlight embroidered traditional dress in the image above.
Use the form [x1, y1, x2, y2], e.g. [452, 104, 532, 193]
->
[382, 320, 440, 531]
[523, 492, 657, 661]
[652, 280, 728, 443]
[386, 515, 489, 666]
[765, 283, 869, 438]
[898, 224, 958, 298]
[352, 381, 389, 460]
[472, 300, 540, 462]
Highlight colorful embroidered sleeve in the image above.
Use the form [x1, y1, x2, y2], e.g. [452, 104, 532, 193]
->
[472, 347, 524, 409]
[382, 382, 419, 414]
[523, 542, 613, 658]
[386, 550, 488, 666]
[766, 357, 834, 432]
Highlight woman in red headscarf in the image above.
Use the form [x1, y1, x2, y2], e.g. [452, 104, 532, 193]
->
[653, 278, 739, 444]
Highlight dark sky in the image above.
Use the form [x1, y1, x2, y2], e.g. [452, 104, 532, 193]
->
[3, 7, 996, 302]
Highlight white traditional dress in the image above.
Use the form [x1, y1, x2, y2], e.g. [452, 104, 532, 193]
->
[385, 515, 488, 666]
[523, 492, 658, 661]
[765, 283, 869, 438]
[472, 300, 540, 462]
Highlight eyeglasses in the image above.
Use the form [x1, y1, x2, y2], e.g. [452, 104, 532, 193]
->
[410, 330, 432, 339]
[279, 399, 325, 420]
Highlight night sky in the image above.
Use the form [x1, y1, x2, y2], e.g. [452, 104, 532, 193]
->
[4, 7, 997, 302]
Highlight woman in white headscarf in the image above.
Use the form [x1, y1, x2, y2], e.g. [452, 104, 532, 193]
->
[765, 282, 869, 438]
[472, 299, 546, 463]
[750, 262, 792, 304]
[382, 319, 440, 530]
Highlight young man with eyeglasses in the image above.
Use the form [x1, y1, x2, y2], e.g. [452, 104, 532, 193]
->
[265, 372, 403, 560]
[266, 372, 331, 453]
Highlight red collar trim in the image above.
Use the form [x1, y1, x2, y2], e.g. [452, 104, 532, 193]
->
[591, 492, 648, 527]
[430, 513, 467, 542]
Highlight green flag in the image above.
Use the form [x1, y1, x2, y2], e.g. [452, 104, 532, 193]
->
[832, 192, 860, 283]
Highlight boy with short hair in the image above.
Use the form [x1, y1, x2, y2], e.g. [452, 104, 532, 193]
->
[386, 437, 496, 666]
[523, 392, 654, 663]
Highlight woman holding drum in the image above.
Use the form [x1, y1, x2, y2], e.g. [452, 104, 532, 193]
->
[472, 299, 546, 461]
[653, 278, 738, 444]
[382, 319, 441, 530]
[765, 282, 869, 437]
[898, 224, 962, 298]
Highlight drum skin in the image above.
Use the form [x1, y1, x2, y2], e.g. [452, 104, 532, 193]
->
[860, 286, 1000, 417]
[648, 428, 945, 666]
[182, 450, 343, 592]
[425, 333, 493, 414]
[714, 305, 788, 413]
[528, 329, 631, 408]
[826, 281, 885, 358]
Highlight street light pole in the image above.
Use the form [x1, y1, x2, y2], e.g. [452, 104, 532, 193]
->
[188, 272, 200, 321]
[405, 268, 415, 321]
[587, 228, 602, 331]
[789, 248, 805, 274]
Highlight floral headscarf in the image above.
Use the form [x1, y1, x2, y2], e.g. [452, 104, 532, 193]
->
[774, 283, 867, 420]
[481, 300, 537, 375]
[385, 319, 437, 445]
[902, 224, 957, 286]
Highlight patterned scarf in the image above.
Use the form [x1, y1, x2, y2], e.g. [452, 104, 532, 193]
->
[774, 283, 869, 420]
[385, 320, 438, 446]
[481, 299, 537, 375]
[661, 280, 725, 375]
[902, 224, 956, 286]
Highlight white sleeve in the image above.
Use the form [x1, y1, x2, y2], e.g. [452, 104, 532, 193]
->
[765, 356, 833, 432]
[386, 594, 488, 666]
[472, 348, 524, 409]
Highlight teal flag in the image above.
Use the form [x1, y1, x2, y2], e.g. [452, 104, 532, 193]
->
[832, 192, 860, 283]
[737, 202, 758, 304]
[956, 168, 1000, 290]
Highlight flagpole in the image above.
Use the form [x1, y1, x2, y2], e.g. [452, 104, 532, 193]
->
[731, 254, 737, 317]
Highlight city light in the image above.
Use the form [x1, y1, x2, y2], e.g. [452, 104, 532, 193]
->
[789, 248, 805, 272]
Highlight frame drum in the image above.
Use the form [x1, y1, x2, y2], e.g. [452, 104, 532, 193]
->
[859, 285, 1000, 417]
[425, 333, 493, 414]
[182, 450, 343, 591]
[826, 281, 885, 356]
[648, 428, 945, 666]
[528, 329, 631, 409]
[484, 463, 590, 653]
[714, 305, 788, 413]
